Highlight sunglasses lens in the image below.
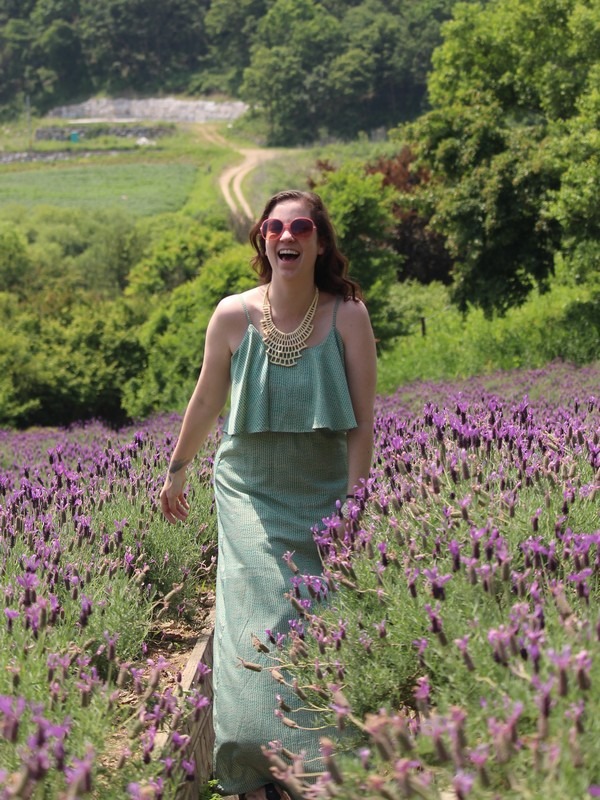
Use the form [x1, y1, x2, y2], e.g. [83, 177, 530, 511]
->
[291, 218, 315, 237]
[261, 219, 283, 239]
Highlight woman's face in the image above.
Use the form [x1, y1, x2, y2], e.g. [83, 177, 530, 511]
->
[263, 198, 323, 283]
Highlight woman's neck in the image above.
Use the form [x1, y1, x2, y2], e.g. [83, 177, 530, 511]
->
[264, 281, 318, 331]
[266, 280, 317, 314]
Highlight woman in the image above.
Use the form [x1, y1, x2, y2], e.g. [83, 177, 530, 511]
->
[160, 190, 377, 800]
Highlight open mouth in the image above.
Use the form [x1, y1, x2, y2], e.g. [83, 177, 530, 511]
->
[278, 248, 300, 261]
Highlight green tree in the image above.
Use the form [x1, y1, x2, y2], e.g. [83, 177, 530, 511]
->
[0, 0, 37, 23]
[0, 18, 32, 114]
[241, 0, 342, 144]
[123, 244, 255, 418]
[403, 0, 599, 314]
[544, 61, 600, 284]
[338, 0, 457, 127]
[322, 47, 377, 137]
[203, 0, 268, 93]
[429, 0, 596, 122]
[241, 0, 460, 142]
[312, 163, 404, 347]
[0, 295, 44, 426]
[12, 207, 143, 309]
[0, 226, 34, 299]
[23, 299, 147, 426]
[31, 24, 88, 105]
[125, 222, 235, 298]
[78, 0, 208, 91]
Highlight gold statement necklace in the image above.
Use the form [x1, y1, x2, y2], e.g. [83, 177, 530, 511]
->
[261, 285, 319, 367]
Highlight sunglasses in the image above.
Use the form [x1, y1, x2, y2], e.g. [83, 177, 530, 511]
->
[260, 217, 316, 240]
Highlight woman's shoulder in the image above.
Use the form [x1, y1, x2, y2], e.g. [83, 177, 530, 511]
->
[334, 294, 375, 348]
[214, 287, 262, 319]
[335, 295, 371, 323]
[210, 288, 263, 353]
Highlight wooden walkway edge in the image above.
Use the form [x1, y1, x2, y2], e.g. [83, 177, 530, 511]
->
[156, 609, 217, 799]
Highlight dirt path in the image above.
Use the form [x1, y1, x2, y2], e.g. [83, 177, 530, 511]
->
[196, 124, 282, 221]
[218, 147, 282, 220]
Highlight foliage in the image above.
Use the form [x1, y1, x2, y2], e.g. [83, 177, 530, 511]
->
[0, 0, 210, 114]
[0, 298, 148, 427]
[240, 0, 459, 143]
[544, 109, 600, 284]
[366, 147, 454, 284]
[0, 126, 243, 428]
[398, 0, 600, 315]
[376, 279, 600, 396]
[202, 0, 269, 93]
[240, 0, 342, 145]
[311, 161, 406, 347]
[254, 361, 600, 799]
[427, 0, 597, 121]
[0, 415, 218, 798]
[122, 244, 256, 419]
[0, 216, 253, 427]
[0, 205, 145, 307]
[0, 0, 461, 135]
[125, 219, 235, 298]
[0, 224, 34, 298]
[436, 120, 561, 314]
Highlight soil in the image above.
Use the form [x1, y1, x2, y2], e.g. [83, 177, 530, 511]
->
[143, 593, 215, 684]
[95, 595, 215, 792]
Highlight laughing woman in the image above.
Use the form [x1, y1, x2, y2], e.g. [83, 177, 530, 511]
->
[160, 190, 377, 800]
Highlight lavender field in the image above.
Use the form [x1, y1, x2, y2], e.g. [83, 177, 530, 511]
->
[261, 361, 600, 800]
[1, 360, 599, 799]
[0, 413, 219, 798]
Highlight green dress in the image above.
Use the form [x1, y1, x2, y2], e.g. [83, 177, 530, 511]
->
[213, 296, 357, 797]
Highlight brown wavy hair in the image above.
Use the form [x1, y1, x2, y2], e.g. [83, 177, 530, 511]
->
[249, 189, 362, 299]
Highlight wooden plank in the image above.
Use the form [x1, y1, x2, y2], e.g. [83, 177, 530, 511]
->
[154, 609, 216, 800]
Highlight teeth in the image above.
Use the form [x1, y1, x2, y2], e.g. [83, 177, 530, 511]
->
[279, 249, 299, 256]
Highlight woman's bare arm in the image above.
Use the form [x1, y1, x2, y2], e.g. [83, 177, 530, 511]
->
[337, 299, 377, 497]
[159, 298, 239, 523]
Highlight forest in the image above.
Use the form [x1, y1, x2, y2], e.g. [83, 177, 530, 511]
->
[0, 0, 598, 428]
[3, 0, 461, 141]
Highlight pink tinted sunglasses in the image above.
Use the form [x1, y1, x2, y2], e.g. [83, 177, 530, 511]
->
[260, 217, 316, 240]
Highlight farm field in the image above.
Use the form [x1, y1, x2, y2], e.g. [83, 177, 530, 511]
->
[0, 162, 199, 216]
[0, 107, 599, 800]
[0, 119, 243, 220]
[1, 0, 598, 788]
[1, 361, 599, 798]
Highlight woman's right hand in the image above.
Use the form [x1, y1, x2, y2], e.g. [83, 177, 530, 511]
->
[159, 470, 190, 524]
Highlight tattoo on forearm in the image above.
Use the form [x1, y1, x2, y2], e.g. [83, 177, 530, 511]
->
[169, 459, 191, 475]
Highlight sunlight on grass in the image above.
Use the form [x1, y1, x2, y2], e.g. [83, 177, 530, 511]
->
[0, 162, 199, 216]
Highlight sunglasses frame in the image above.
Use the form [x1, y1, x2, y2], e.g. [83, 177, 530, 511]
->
[260, 217, 316, 241]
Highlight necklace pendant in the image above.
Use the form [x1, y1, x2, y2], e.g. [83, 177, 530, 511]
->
[261, 287, 319, 367]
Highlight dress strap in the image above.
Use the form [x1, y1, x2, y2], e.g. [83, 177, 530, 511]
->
[240, 295, 252, 325]
[332, 295, 343, 329]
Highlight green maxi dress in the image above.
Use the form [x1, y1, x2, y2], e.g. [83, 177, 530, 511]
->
[213, 296, 357, 797]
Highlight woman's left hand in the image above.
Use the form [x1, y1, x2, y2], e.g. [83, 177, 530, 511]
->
[160, 473, 190, 524]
